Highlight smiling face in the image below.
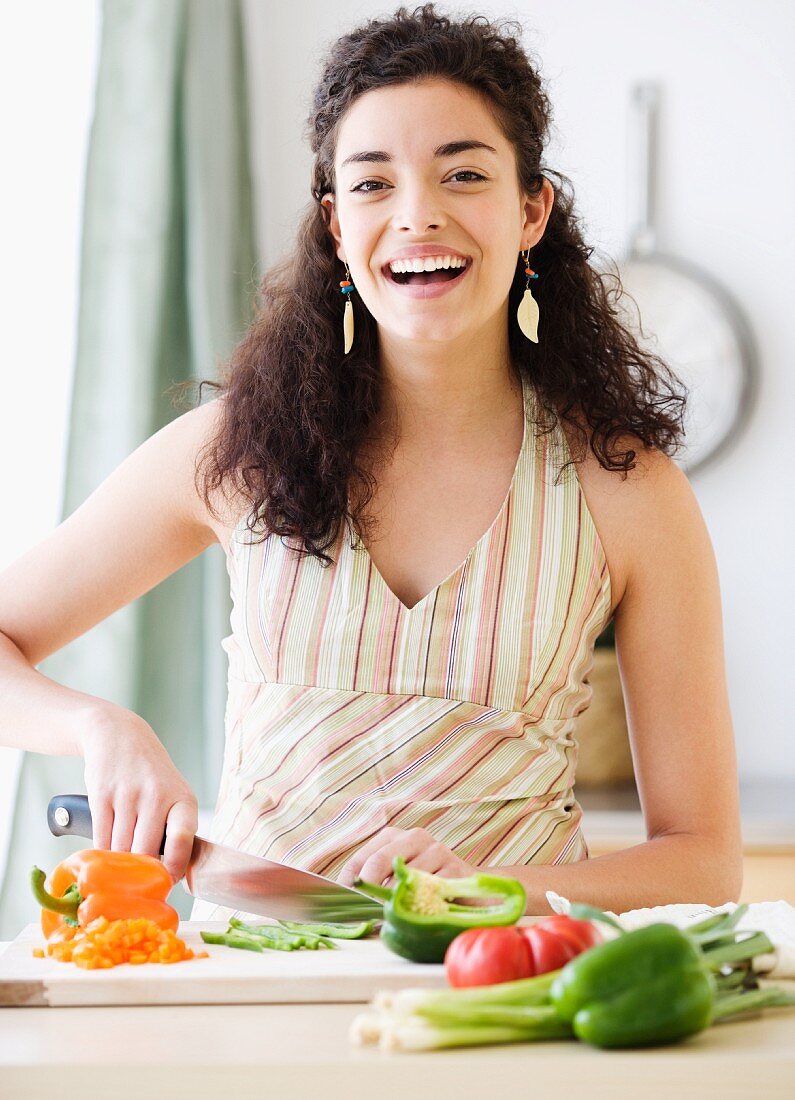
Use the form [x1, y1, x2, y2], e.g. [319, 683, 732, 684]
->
[321, 78, 552, 350]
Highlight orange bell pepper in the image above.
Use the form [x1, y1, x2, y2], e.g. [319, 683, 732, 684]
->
[30, 849, 178, 938]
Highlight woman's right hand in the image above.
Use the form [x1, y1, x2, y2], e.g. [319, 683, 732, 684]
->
[80, 704, 199, 883]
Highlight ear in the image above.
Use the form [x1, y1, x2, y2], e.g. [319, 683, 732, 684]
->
[520, 176, 555, 250]
[320, 194, 347, 264]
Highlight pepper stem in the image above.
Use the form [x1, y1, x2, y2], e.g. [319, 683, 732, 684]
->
[568, 902, 625, 933]
[352, 878, 393, 902]
[30, 866, 81, 917]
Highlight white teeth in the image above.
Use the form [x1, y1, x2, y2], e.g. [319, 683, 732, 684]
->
[388, 255, 467, 274]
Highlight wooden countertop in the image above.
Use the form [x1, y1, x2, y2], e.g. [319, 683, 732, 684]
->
[1, 993, 794, 1098]
[1, 943, 794, 1098]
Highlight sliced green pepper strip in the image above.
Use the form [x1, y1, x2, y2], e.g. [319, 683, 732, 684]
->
[201, 930, 270, 953]
[356, 855, 526, 964]
[277, 919, 378, 940]
[229, 918, 335, 950]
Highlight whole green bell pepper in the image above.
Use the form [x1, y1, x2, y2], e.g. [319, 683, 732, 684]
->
[355, 855, 526, 964]
[550, 921, 716, 1048]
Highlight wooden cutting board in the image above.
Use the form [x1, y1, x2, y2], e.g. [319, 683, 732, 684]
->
[0, 921, 451, 1007]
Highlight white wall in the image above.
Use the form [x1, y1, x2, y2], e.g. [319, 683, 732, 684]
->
[243, 0, 795, 779]
[0, 2, 101, 882]
[0, 2, 100, 570]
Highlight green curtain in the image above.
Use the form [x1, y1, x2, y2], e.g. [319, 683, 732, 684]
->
[0, 0, 258, 939]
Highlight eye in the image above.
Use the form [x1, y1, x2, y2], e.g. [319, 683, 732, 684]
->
[448, 171, 486, 183]
[350, 171, 487, 193]
[350, 179, 387, 194]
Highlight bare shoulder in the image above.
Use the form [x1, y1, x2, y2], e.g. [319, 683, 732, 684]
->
[561, 419, 693, 616]
[174, 397, 249, 553]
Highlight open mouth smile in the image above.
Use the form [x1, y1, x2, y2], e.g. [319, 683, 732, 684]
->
[381, 258, 472, 299]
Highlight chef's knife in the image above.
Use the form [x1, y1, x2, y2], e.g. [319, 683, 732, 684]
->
[47, 794, 384, 923]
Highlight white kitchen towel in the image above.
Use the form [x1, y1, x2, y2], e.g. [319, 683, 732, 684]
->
[545, 892, 795, 978]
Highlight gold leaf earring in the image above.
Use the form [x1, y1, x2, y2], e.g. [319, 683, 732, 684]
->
[340, 262, 354, 354]
[517, 247, 540, 343]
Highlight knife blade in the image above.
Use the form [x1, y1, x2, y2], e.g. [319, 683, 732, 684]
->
[47, 794, 384, 923]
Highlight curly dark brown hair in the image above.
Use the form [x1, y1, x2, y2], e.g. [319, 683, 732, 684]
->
[186, 3, 687, 566]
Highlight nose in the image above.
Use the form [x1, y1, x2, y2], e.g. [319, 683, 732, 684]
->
[390, 182, 447, 235]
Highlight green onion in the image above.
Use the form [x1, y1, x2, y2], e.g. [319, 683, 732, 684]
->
[713, 985, 795, 1021]
[375, 968, 560, 1017]
[350, 1011, 571, 1052]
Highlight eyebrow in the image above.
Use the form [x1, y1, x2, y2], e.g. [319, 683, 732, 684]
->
[339, 139, 498, 170]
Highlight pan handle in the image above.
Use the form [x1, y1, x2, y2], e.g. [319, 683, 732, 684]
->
[47, 794, 167, 855]
[630, 81, 660, 258]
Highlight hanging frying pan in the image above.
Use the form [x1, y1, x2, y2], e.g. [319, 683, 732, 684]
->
[610, 82, 759, 476]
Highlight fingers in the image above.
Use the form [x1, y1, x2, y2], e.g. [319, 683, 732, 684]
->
[338, 827, 404, 885]
[87, 784, 197, 884]
[80, 715, 198, 881]
[349, 828, 438, 887]
[106, 786, 160, 855]
[340, 827, 475, 887]
[401, 847, 449, 875]
[109, 794, 138, 852]
[161, 799, 199, 883]
[131, 803, 171, 859]
[88, 793, 114, 851]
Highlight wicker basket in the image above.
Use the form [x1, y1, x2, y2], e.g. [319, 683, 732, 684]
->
[575, 647, 636, 788]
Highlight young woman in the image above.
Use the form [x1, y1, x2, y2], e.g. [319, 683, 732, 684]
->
[0, 5, 742, 916]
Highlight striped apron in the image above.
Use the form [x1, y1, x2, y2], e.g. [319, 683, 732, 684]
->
[190, 373, 613, 921]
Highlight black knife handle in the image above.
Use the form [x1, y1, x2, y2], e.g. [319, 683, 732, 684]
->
[47, 794, 167, 856]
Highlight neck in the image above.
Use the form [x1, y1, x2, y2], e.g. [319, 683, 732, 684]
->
[374, 314, 521, 447]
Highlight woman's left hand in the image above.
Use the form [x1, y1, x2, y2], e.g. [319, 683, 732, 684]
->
[337, 826, 476, 887]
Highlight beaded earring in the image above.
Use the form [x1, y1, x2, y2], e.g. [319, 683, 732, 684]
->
[340, 262, 354, 353]
[517, 247, 540, 343]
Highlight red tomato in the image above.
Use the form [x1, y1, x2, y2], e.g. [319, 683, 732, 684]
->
[520, 915, 601, 975]
[520, 925, 579, 973]
[534, 914, 602, 953]
[444, 926, 535, 988]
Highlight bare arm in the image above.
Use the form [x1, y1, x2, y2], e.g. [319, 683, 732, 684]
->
[490, 447, 744, 911]
[0, 630, 114, 755]
[0, 398, 227, 877]
[1, 399, 222, 656]
[0, 398, 222, 749]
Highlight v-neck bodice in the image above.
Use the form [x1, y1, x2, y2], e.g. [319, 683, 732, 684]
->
[350, 375, 531, 614]
[191, 374, 613, 924]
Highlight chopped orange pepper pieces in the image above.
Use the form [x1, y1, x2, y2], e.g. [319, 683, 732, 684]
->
[33, 915, 208, 969]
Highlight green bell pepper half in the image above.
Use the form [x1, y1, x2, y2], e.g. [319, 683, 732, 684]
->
[355, 855, 526, 964]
